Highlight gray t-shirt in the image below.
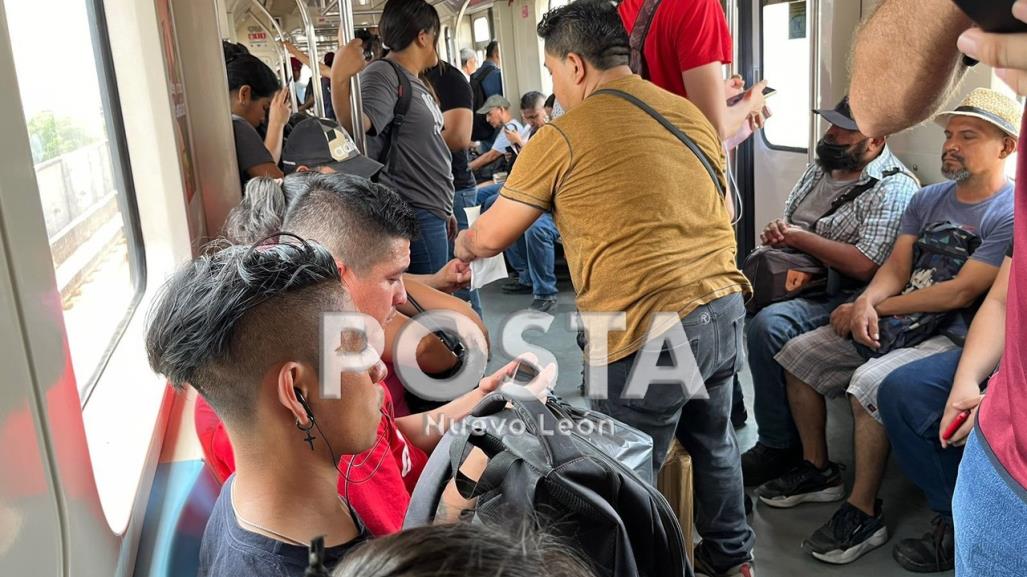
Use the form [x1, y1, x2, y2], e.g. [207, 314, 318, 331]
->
[361, 60, 454, 218]
[789, 174, 858, 230]
[232, 115, 274, 189]
[899, 180, 1015, 267]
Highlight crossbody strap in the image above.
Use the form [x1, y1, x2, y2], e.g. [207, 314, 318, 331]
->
[817, 166, 907, 222]
[378, 59, 413, 168]
[629, 0, 663, 78]
[593, 87, 725, 198]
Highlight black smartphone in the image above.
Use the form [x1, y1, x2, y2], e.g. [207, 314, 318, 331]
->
[953, 0, 1026, 33]
[727, 85, 777, 107]
[506, 360, 540, 385]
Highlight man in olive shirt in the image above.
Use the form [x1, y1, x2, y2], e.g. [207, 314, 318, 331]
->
[454, 2, 754, 575]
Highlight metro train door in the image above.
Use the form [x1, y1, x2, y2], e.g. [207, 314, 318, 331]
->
[742, 0, 863, 251]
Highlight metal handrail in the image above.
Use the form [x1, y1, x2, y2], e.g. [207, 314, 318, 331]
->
[807, 0, 821, 165]
[249, 0, 300, 111]
[295, 0, 326, 117]
[338, 0, 367, 151]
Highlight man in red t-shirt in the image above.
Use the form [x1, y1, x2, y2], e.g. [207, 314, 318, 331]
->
[195, 174, 529, 536]
[850, 1, 1027, 573]
[617, 0, 766, 141]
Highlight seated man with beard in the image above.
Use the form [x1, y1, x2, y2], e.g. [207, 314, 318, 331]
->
[758, 88, 1019, 566]
[741, 96, 918, 486]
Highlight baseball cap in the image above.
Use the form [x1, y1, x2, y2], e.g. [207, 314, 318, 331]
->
[813, 96, 859, 132]
[282, 117, 383, 178]
[477, 94, 511, 114]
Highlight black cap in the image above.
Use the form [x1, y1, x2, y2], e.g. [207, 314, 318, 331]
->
[282, 118, 383, 179]
[813, 96, 859, 132]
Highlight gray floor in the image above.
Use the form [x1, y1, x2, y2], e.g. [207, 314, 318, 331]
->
[476, 279, 953, 577]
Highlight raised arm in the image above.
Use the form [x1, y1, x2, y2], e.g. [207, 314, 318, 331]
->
[331, 35, 372, 135]
[849, 0, 972, 137]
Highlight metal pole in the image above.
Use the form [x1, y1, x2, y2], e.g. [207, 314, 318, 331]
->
[295, 0, 326, 117]
[338, 0, 367, 152]
[248, 10, 299, 112]
[321, 0, 339, 17]
[250, 0, 299, 111]
[807, 0, 820, 165]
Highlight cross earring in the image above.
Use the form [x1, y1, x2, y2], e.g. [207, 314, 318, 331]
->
[296, 418, 316, 451]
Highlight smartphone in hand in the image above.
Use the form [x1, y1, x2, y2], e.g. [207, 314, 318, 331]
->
[952, 0, 1027, 33]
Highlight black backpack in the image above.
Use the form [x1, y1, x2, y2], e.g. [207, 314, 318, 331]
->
[375, 59, 413, 172]
[470, 65, 500, 141]
[854, 221, 983, 359]
[404, 387, 691, 577]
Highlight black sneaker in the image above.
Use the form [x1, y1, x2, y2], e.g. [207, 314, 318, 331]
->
[693, 542, 756, 577]
[741, 442, 803, 487]
[892, 515, 955, 573]
[756, 460, 845, 508]
[530, 298, 557, 313]
[501, 280, 533, 294]
[803, 500, 888, 564]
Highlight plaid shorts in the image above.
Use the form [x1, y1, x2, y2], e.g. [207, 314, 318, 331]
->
[774, 326, 957, 422]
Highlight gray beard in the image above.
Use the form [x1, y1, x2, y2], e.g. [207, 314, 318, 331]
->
[942, 167, 972, 183]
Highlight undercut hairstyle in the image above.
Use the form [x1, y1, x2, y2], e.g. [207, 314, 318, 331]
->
[283, 173, 419, 273]
[224, 41, 281, 99]
[380, 0, 440, 53]
[521, 91, 546, 110]
[485, 40, 500, 60]
[537, 0, 630, 71]
[145, 239, 344, 425]
[223, 174, 315, 245]
[332, 521, 596, 577]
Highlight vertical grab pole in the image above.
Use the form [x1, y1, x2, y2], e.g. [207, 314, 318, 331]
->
[250, 0, 299, 111]
[338, 0, 366, 151]
[807, 0, 821, 165]
[295, 0, 325, 118]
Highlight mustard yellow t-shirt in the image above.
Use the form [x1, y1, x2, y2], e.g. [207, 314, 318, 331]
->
[500, 75, 750, 364]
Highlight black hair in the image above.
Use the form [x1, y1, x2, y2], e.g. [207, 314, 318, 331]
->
[379, 0, 440, 53]
[332, 521, 596, 577]
[544, 93, 556, 110]
[145, 238, 344, 424]
[224, 40, 280, 99]
[485, 40, 500, 59]
[521, 91, 546, 110]
[537, 0, 630, 70]
[323, 51, 335, 67]
[283, 173, 419, 273]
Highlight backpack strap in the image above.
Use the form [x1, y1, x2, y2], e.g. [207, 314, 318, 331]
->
[377, 59, 414, 168]
[593, 88, 725, 198]
[629, 0, 663, 78]
[817, 166, 906, 221]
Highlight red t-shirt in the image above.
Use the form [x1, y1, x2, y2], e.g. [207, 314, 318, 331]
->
[618, 0, 733, 98]
[193, 381, 428, 536]
[978, 109, 1027, 492]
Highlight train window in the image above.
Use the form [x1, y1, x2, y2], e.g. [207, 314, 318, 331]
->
[4, 0, 144, 403]
[549, 0, 571, 9]
[473, 15, 491, 44]
[761, 0, 810, 150]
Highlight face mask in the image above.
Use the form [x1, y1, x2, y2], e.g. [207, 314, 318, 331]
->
[816, 138, 867, 172]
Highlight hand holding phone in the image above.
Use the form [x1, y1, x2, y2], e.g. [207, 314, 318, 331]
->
[953, 0, 1027, 33]
[942, 409, 972, 441]
[727, 84, 777, 107]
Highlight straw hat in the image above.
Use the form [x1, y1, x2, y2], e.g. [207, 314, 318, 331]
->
[934, 88, 1022, 138]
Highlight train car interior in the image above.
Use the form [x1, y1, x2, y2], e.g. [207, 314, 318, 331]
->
[0, 0, 1023, 576]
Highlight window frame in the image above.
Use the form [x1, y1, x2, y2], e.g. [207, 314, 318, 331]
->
[72, 0, 147, 407]
[758, 0, 810, 154]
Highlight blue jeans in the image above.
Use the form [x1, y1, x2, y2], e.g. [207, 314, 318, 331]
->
[953, 428, 1027, 575]
[478, 183, 534, 287]
[524, 213, 559, 299]
[409, 208, 450, 276]
[746, 294, 850, 449]
[878, 349, 963, 516]
[451, 187, 482, 317]
[590, 292, 754, 570]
